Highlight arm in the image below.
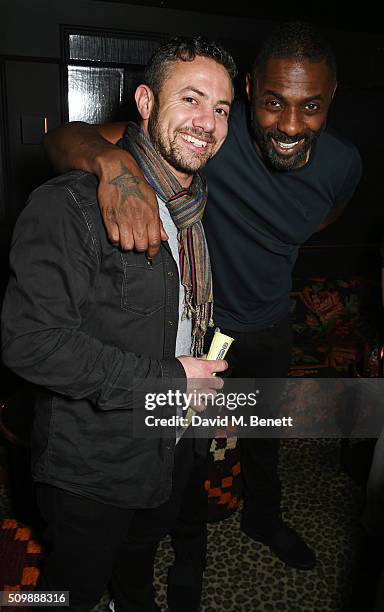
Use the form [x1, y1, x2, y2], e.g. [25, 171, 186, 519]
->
[44, 122, 167, 257]
[1, 184, 224, 409]
[1, 183, 178, 409]
[317, 145, 362, 232]
[43, 121, 127, 174]
[317, 200, 348, 231]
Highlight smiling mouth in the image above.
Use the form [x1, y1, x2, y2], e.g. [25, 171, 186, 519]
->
[180, 133, 211, 150]
[271, 137, 305, 155]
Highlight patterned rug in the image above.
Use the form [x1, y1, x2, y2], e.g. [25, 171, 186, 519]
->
[150, 439, 364, 612]
[0, 439, 366, 612]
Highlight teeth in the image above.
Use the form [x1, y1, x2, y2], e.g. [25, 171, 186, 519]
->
[181, 134, 208, 148]
[277, 141, 299, 149]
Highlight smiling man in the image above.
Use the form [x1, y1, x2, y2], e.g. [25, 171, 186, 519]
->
[2, 37, 235, 611]
[44, 22, 362, 573]
[248, 55, 337, 170]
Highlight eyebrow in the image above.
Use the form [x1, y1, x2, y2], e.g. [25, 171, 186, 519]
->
[262, 89, 325, 103]
[178, 86, 232, 107]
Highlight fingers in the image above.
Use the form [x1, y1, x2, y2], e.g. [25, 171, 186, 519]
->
[103, 209, 161, 255]
[102, 206, 121, 247]
[118, 227, 135, 252]
[147, 221, 163, 259]
[205, 359, 228, 374]
[160, 220, 169, 242]
[98, 173, 163, 254]
[132, 225, 150, 254]
[187, 385, 218, 413]
[106, 223, 120, 247]
[189, 399, 208, 413]
[210, 375, 224, 390]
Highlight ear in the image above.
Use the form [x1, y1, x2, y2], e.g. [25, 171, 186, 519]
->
[246, 73, 251, 100]
[135, 84, 155, 121]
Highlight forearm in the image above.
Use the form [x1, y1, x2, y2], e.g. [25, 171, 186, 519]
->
[1, 326, 183, 410]
[44, 122, 107, 174]
[317, 202, 347, 231]
[44, 122, 142, 179]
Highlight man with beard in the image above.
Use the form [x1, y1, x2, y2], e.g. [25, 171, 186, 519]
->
[44, 22, 362, 571]
[2, 37, 236, 611]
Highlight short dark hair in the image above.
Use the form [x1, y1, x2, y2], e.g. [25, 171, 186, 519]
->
[144, 36, 238, 100]
[251, 21, 337, 81]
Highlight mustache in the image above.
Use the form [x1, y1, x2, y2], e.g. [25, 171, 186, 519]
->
[178, 127, 217, 145]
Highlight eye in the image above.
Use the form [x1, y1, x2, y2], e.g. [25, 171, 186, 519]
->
[183, 96, 197, 105]
[304, 102, 320, 112]
[215, 107, 228, 117]
[265, 99, 282, 110]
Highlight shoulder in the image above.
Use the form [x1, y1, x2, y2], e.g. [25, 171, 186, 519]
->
[23, 171, 100, 224]
[317, 128, 361, 173]
[31, 171, 99, 206]
[312, 128, 362, 205]
[14, 172, 103, 251]
[313, 128, 362, 197]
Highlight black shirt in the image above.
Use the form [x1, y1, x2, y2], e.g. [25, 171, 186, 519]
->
[203, 100, 362, 332]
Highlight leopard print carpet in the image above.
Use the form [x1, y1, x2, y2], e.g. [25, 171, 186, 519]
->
[91, 439, 364, 612]
[0, 439, 365, 611]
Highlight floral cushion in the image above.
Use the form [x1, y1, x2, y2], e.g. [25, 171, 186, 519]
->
[289, 276, 381, 377]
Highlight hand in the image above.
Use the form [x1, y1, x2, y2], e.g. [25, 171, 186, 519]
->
[177, 356, 227, 380]
[176, 356, 228, 412]
[97, 149, 168, 257]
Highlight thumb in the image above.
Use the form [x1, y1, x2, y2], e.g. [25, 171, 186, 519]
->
[207, 359, 228, 373]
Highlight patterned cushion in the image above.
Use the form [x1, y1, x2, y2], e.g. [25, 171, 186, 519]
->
[0, 519, 42, 593]
[206, 437, 242, 522]
[289, 276, 381, 376]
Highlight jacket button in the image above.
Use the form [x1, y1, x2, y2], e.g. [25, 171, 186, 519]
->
[168, 320, 174, 327]
[167, 271, 174, 277]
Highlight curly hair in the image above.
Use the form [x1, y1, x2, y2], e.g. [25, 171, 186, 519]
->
[144, 36, 238, 100]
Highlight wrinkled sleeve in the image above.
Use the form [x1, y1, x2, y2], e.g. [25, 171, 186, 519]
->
[1, 184, 185, 409]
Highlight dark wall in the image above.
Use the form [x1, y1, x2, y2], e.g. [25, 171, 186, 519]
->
[0, 0, 271, 228]
[1, 0, 384, 279]
[298, 35, 384, 277]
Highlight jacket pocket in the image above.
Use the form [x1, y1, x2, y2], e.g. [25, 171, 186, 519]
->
[120, 251, 166, 316]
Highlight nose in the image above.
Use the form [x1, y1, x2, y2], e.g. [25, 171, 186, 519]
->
[277, 107, 304, 137]
[192, 105, 216, 133]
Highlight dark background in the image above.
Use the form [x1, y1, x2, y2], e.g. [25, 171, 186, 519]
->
[0, 0, 383, 282]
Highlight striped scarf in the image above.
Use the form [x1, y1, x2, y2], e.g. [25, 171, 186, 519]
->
[120, 122, 213, 357]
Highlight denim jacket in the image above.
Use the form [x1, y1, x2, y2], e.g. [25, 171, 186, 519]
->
[1, 171, 186, 508]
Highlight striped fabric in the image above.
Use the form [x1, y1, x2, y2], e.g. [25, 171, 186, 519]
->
[120, 123, 213, 356]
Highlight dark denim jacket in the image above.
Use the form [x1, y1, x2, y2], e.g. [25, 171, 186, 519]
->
[1, 171, 186, 508]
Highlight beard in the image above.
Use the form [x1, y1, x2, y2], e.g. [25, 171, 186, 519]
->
[148, 104, 216, 176]
[250, 112, 324, 171]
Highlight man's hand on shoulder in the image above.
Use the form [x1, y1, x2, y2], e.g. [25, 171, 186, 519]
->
[44, 121, 168, 257]
[96, 148, 168, 256]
